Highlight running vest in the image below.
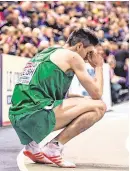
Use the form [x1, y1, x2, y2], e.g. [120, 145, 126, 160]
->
[9, 47, 74, 116]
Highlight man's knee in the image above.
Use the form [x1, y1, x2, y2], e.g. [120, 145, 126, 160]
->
[95, 101, 107, 120]
[100, 101, 107, 114]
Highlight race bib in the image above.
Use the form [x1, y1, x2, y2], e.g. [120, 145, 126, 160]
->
[18, 62, 41, 85]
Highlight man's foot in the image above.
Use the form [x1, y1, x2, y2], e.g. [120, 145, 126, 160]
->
[42, 142, 76, 168]
[24, 141, 52, 164]
[23, 151, 52, 164]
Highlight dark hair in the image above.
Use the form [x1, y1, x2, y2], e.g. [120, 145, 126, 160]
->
[66, 28, 99, 47]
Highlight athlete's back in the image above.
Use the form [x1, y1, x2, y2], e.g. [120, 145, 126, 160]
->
[9, 47, 74, 118]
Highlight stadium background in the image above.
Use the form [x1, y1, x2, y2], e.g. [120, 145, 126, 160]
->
[0, 1, 129, 126]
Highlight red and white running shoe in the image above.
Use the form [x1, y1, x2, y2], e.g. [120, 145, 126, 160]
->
[23, 151, 52, 164]
[42, 142, 76, 168]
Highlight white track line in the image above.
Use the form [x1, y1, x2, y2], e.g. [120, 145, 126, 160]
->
[17, 148, 28, 171]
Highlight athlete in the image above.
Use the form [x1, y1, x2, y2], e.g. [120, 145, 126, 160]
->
[9, 28, 106, 168]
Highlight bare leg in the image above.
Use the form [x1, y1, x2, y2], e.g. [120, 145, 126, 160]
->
[53, 97, 106, 131]
[42, 97, 106, 167]
[55, 109, 104, 144]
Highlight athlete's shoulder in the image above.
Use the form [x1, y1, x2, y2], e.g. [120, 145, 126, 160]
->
[51, 46, 82, 65]
[59, 48, 81, 60]
[64, 49, 83, 63]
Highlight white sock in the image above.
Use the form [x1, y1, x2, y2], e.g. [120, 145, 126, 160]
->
[42, 139, 64, 156]
[25, 141, 41, 154]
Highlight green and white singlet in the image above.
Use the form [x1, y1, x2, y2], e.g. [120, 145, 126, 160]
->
[9, 47, 74, 144]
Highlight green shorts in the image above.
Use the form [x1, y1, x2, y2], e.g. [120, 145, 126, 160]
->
[9, 108, 56, 145]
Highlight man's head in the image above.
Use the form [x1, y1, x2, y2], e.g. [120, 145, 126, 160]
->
[121, 42, 129, 51]
[107, 55, 116, 69]
[66, 28, 99, 60]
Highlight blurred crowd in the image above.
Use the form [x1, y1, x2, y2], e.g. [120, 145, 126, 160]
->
[0, 1, 129, 103]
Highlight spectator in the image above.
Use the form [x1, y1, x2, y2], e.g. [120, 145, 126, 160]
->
[114, 42, 129, 78]
[0, 2, 129, 74]
[124, 58, 129, 89]
[0, 48, 3, 54]
[0, 1, 128, 58]
[38, 40, 49, 52]
[17, 1, 32, 24]
[107, 55, 126, 103]
[21, 43, 34, 58]
[2, 43, 10, 54]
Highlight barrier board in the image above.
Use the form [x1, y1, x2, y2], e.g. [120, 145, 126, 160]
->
[1, 54, 29, 126]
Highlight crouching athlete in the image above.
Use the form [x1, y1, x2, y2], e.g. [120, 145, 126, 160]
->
[9, 28, 106, 168]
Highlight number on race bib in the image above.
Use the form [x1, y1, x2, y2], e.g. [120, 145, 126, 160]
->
[18, 62, 41, 85]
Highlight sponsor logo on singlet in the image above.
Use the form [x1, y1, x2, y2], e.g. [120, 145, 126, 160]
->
[18, 62, 41, 85]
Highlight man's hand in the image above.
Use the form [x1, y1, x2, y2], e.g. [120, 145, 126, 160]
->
[87, 49, 104, 68]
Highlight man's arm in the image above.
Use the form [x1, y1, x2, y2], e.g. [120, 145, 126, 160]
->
[68, 52, 103, 100]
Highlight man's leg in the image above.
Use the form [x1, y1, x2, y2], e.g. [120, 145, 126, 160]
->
[54, 110, 104, 144]
[42, 97, 106, 167]
[54, 97, 106, 130]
